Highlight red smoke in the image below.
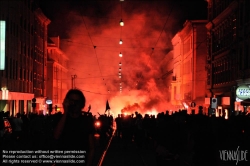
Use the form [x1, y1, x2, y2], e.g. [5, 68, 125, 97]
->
[121, 103, 141, 114]
[55, 1, 184, 117]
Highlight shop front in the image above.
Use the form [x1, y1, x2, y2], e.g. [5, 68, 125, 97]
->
[235, 84, 250, 115]
[239, 99, 250, 114]
[0, 89, 34, 116]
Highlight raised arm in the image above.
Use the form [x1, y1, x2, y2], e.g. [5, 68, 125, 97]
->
[54, 99, 69, 140]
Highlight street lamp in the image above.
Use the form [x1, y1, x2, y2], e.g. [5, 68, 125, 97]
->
[120, 19, 124, 26]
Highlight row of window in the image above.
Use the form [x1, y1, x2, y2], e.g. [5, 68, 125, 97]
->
[212, 15, 237, 53]
[213, 43, 250, 74]
[213, 70, 236, 85]
[18, 43, 45, 64]
[238, 42, 250, 70]
[18, 81, 33, 93]
[0, 72, 34, 93]
[2, 56, 33, 81]
[3, 10, 45, 41]
[211, 0, 235, 19]
[33, 88, 42, 97]
[239, 0, 250, 25]
[5, 16, 44, 38]
[208, 0, 250, 87]
[212, 55, 237, 84]
[213, 59, 231, 74]
[2, 56, 45, 81]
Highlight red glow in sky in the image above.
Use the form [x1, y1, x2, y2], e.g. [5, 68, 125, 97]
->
[40, 0, 207, 116]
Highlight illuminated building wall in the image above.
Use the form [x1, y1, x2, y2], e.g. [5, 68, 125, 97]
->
[47, 36, 69, 113]
[33, 8, 50, 114]
[171, 34, 182, 109]
[206, 0, 250, 114]
[0, 0, 50, 115]
[171, 20, 208, 113]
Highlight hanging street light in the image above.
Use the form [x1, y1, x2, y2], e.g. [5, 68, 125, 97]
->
[119, 39, 123, 44]
[120, 19, 124, 26]
[119, 52, 122, 57]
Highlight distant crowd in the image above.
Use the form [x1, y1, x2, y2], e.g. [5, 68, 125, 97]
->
[114, 111, 250, 166]
[1, 110, 250, 166]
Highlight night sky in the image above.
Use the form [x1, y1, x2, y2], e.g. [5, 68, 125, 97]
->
[39, 0, 208, 116]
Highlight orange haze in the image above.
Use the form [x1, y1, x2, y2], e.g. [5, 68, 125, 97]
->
[46, 1, 202, 117]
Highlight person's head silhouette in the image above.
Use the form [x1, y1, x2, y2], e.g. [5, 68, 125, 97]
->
[63, 89, 86, 118]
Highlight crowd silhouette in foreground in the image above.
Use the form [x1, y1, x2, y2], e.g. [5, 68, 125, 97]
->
[1, 107, 250, 166]
[114, 110, 250, 166]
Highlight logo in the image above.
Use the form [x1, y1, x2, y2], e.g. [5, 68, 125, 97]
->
[236, 85, 250, 100]
[219, 146, 248, 165]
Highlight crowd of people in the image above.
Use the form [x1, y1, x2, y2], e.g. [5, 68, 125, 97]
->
[1, 88, 250, 166]
[114, 111, 250, 166]
[1, 89, 97, 166]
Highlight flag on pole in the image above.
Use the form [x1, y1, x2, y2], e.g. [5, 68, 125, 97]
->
[105, 100, 110, 112]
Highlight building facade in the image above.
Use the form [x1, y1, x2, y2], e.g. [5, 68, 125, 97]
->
[0, 0, 50, 116]
[171, 20, 208, 114]
[206, 0, 250, 115]
[46, 36, 69, 114]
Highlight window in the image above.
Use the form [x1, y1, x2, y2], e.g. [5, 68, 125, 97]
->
[184, 38, 191, 54]
[24, 69, 26, 80]
[20, 68, 22, 80]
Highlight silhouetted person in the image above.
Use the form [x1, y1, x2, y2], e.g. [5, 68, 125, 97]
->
[134, 113, 145, 148]
[121, 115, 133, 149]
[54, 89, 95, 166]
[11, 113, 23, 143]
[99, 114, 110, 150]
[115, 114, 122, 138]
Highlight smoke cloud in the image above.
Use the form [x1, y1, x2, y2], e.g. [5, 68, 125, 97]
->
[42, 0, 207, 116]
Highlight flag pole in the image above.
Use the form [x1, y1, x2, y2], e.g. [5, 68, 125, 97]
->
[105, 100, 111, 115]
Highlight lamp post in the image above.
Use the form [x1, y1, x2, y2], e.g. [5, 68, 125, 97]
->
[71, 75, 77, 89]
